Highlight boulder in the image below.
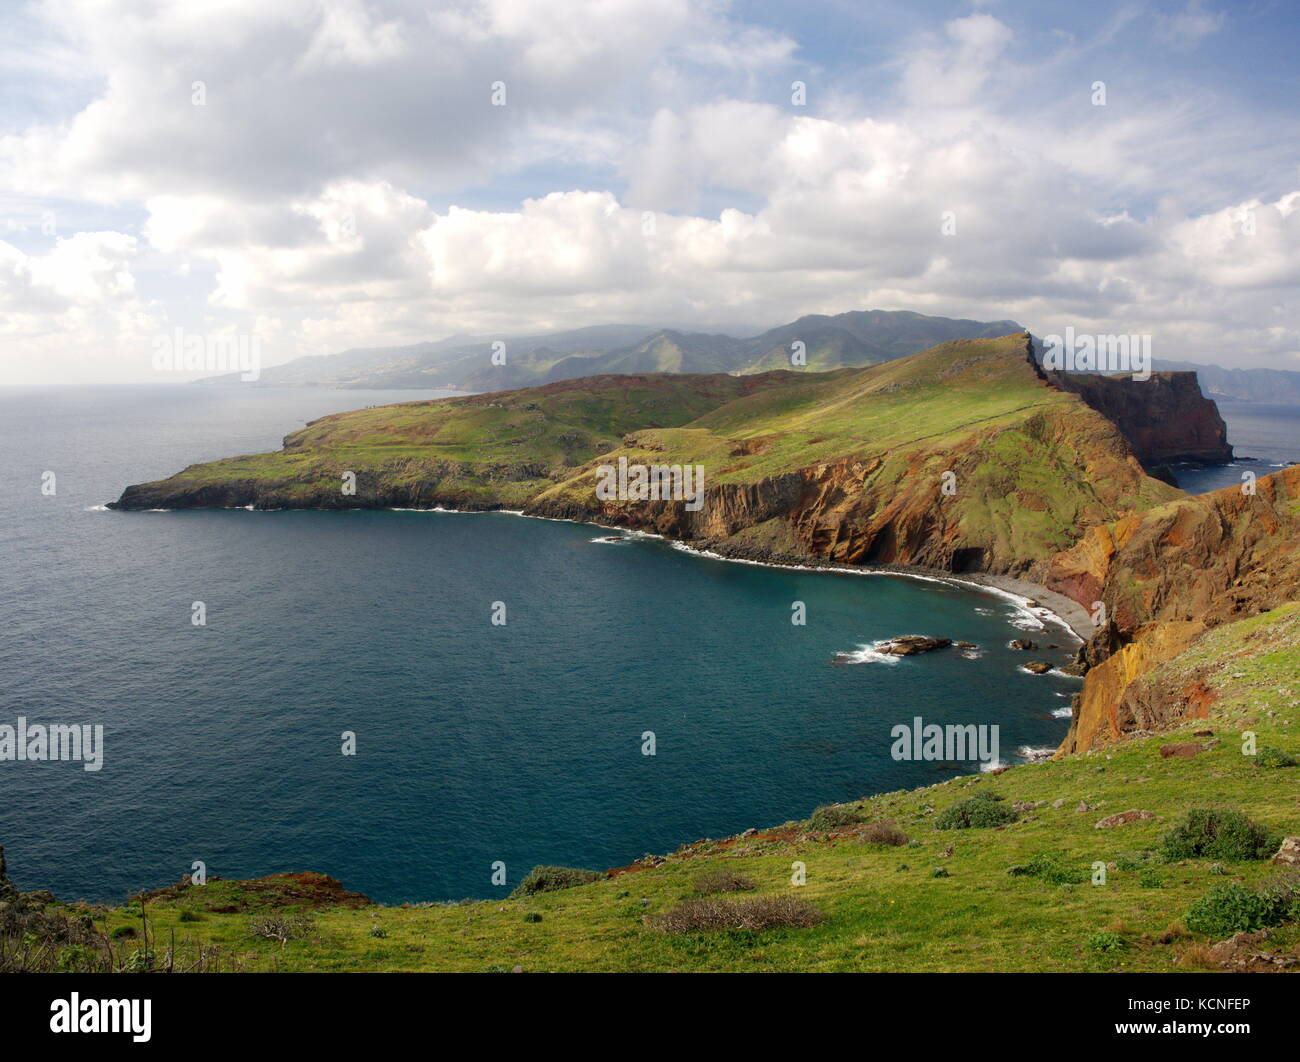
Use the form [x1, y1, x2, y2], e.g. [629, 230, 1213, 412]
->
[1024, 660, 1053, 674]
[1095, 809, 1155, 829]
[1271, 837, 1300, 866]
[879, 636, 953, 656]
[1160, 742, 1204, 758]
[1009, 639, 1036, 651]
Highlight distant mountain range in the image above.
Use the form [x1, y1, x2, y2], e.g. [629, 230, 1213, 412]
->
[1156, 360, 1300, 404]
[197, 309, 1300, 403]
[197, 310, 1024, 391]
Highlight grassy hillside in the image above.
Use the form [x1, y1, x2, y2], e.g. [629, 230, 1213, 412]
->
[113, 334, 1179, 577]
[19, 604, 1298, 973]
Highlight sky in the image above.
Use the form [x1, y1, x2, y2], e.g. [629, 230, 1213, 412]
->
[0, 0, 1297, 383]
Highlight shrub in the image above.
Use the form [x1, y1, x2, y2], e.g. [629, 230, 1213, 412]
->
[509, 866, 603, 898]
[648, 895, 823, 934]
[1115, 851, 1155, 871]
[1160, 808, 1278, 862]
[1008, 854, 1089, 885]
[692, 869, 756, 895]
[1258, 870, 1300, 925]
[177, 910, 202, 923]
[522, 911, 543, 924]
[935, 791, 1018, 830]
[110, 925, 136, 939]
[1184, 884, 1276, 937]
[1256, 746, 1297, 768]
[1085, 930, 1127, 953]
[1138, 871, 1165, 889]
[249, 914, 315, 946]
[368, 926, 387, 937]
[806, 804, 863, 831]
[859, 820, 909, 846]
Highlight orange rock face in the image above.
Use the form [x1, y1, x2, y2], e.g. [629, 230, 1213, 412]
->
[1050, 465, 1300, 753]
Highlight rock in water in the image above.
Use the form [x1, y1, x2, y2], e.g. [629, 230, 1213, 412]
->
[879, 636, 953, 656]
[1024, 660, 1053, 674]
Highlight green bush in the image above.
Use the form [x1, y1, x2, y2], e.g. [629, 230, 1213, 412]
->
[509, 866, 603, 898]
[1160, 808, 1277, 862]
[1256, 746, 1297, 768]
[1184, 884, 1276, 937]
[521, 912, 542, 924]
[859, 820, 910, 846]
[109, 925, 136, 939]
[178, 910, 202, 923]
[806, 804, 863, 831]
[935, 791, 1018, 830]
[1085, 930, 1127, 953]
[1258, 871, 1300, 925]
[1008, 854, 1089, 885]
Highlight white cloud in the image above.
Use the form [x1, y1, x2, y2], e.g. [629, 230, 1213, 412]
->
[1155, 1, 1226, 47]
[0, 0, 1295, 381]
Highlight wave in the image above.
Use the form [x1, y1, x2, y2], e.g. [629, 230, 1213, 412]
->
[1052, 705, 1073, 718]
[1018, 745, 1056, 763]
[832, 642, 903, 666]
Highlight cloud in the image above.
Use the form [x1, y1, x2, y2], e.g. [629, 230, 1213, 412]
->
[1155, 1, 1227, 47]
[0, 0, 1296, 382]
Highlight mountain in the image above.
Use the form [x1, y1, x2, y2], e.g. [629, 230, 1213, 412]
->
[1047, 370, 1232, 464]
[197, 310, 1024, 391]
[1157, 359, 1300, 404]
[117, 333, 1183, 576]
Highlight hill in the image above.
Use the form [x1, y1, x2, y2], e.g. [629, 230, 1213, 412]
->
[197, 310, 1024, 391]
[116, 333, 1184, 577]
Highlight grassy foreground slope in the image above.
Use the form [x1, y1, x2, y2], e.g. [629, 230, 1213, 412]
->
[113, 334, 1179, 577]
[24, 604, 1298, 972]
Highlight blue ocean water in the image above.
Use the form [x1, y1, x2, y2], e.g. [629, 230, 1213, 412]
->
[0, 385, 1089, 904]
[1174, 400, 1300, 494]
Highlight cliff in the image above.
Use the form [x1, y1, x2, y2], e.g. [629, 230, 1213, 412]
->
[1045, 370, 1232, 465]
[1049, 464, 1300, 752]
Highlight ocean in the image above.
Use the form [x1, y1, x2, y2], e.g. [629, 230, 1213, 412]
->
[0, 383, 1125, 904]
[1173, 400, 1300, 494]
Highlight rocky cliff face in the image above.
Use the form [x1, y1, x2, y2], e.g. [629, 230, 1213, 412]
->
[1045, 370, 1232, 465]
[527, 398, 1177, 580]
[1049, 465, 1300, 752]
